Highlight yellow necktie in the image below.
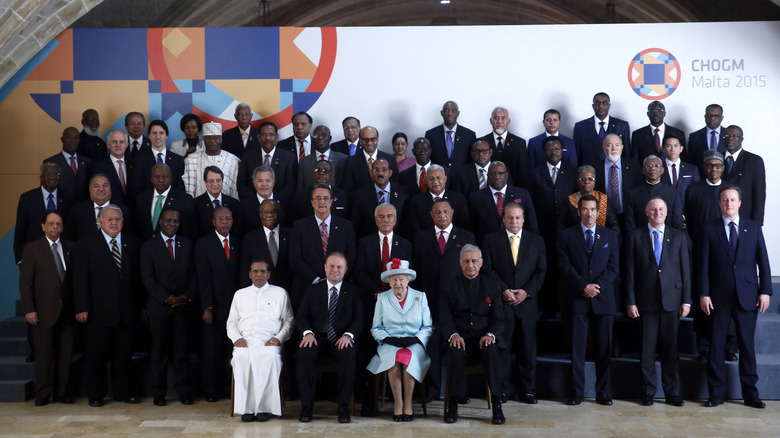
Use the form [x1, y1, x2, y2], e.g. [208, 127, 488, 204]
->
[510, 234, 519, 265]
[368, 156, 374, 173]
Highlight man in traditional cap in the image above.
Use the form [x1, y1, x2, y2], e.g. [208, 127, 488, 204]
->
[183, 122, 240, 199]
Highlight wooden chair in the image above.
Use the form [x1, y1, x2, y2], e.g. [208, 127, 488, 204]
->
[443, 364, 492, 412]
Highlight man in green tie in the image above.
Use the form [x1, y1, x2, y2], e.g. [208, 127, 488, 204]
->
[135, 163, 196, 240]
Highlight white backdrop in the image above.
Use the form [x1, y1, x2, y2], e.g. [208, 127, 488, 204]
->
[275, 21, 780, 272]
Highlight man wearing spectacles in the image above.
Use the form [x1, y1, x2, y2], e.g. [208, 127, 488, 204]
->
[630, 101, 686, 163]
[344, 126, 399, 193]
[573, 92, 631, 166]
[296, 125, 348, 191]
[292, 160, 350, 221]
[236, 122, 297, 200]
[721, 125, 766, 225]
[624, 155, 683, 232]
[685, 104, 727, 170]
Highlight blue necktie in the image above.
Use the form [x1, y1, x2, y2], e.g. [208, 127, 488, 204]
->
[213, 199, 220, 209]
[445, 130, 454, 158]
[327, 287, 339, 342]
[46, 193, 56, 211]
[709, 130, 717, 150]
[725, 155, 734, 175]
[349, 143, 356, 156]
[378, 189, 386, 204]
[585, 229, 594, 252]
[653, 230, 662, 265]
[157, 152, 164, 164]
[598, 122, 606, 140]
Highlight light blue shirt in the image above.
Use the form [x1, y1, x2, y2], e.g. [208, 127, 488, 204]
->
[101, 230, 122, 252]
[722, 216, 740, 237]
[40, 187, 57, 207]
[161, 232, 176, 258]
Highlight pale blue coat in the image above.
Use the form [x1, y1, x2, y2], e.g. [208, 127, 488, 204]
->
[366, 287, 433, 382]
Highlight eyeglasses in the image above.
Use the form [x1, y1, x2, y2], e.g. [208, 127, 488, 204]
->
[312, 196, 332, 201]
[359, 137, 378, 143]
[644, 164, 663, 169]
[703, 163, 724, 169]
[313, 168, 332, 173]
[214, 216, 233, 222]
[722, 134, 742, 139]
[577, 177, 596, 182]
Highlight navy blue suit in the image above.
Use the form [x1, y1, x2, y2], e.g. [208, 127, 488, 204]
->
[660, 159, 700, 209]
[686, 127, 726, 170]
[573, 116, 631, 166]
[630, 124, 686, 163]
[426, 124, 476, 169]
[527, 133, 577, 170]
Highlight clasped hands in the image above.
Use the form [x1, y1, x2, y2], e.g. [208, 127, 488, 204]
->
[502, 289, 528, 306]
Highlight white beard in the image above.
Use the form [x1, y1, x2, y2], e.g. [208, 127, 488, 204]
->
[493, 128, 505, 136]
[84, 126, 101, 137]
[606, 152, 621, 163]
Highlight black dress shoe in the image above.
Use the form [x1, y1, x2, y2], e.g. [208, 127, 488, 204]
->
[596, 396, 613, 406]
[299, 405, 312, 422]
[241, 413, 255, 422]
[153, 396, 167, 406]
[34, 397, 49, 406]
[443, 405, 458, 423]
[89, 399, 104, 407]
[338, 404, 351, 423]
[455, 396, 470, 404]
[499, 393, 508, 404]
[425, 393, 439, 403]
[393, 414, 404, 422]
[54, 396, 74, 404]
[519, 393, 538, 404]
[204, 395, 218, 403]
[641, 396, 654, 406]
[255, 413, 270, 422]
[491, 404, 506, 425]
[703, 399, 723, 407]
[566, 398, 582, 405]
[402, 414, 414, 422]
[744, 399, 766, 409]
[123, 396, 140, 404]
[665, 396, 684, 407]
[179, 396, 193, 405]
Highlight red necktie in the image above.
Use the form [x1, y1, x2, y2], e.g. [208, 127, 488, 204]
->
[117, 159, 126, 192]
[223, 238, 230, 260]
[419, 167, 427, 192]
[654, 128, 661, 154]
[320, 154, 326, 161]
[167, 238, 175, 260]
[69, 156, 78, 174]
[438, 230, 446, 255]
[381, 236, 390, 270]
[320, 221, 329, 256]
[496, 192, 504, 216]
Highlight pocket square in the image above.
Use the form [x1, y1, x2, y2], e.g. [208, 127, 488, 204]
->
[602, 243, 608, 248]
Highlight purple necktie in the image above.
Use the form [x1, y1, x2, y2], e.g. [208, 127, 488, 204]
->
[729, 221, 738, 256]
[438, 230, 446, 255]
[671, 163, 678, 187]
[609, 164, 621, 212]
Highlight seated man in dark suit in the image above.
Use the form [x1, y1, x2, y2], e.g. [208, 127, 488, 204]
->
[403, 164, 468, 238]
[135, 164, 195, 240]
[330, 116, 361, 156]
[90, 129, 133, 208]
[239, 165, 292, 232]
[44, 126, 92, 202]
[722, 125, 766, 225]
[698, 185, 772, 409]
[425, 101, 476, 169]
[130, 120, 185, 197]
[15, 162, 72, 265]
[480, 107, 529, 189]
[140, 208, 196, 406]
[449, 139, 492, 197]
[296, 252, 363, 423]
[297, 125, 347, 190]
[624, 197, 691, 407]
[467, 161, 538, 243]
[193, 166, 241, 239]
[292, 160, 349, 220]
[343, 126, 399, 193]
[630, 101, 686, 163]
[398, 137, 433, 194]
[352, 158, 409, 238]
[221, 103, 259, 159]
[660, 133, 699, 209]
[278, 111, 313, 162]
[19, 211, 75, 406]
[527, 109, 577, 170]
[64, 174, 131, 242]
[441, 244, 505, 425]
[78, 109, 108, 161]
[195, 207, 242, 402]
[685, 104, 726, 170]
[573, 92, 631, 165]
[625, 155, 683, 232]
[481, 202, 547, 405]
[558, 195, 620, 406]
[236, 122, 297, 199]
[240, 199, 292, 291]
[74, 205, 142, 407]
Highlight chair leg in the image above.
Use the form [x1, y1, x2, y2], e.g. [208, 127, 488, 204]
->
[230, 372, 235, 417]
[380, 373, 387, 410]
[485, 374, 492, 409]
[420, 379, 428, 417]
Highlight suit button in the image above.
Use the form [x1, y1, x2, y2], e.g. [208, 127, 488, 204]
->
[658, 269, 661, 273]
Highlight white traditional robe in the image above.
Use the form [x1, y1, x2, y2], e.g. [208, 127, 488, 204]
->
[227, 283, 294, 415]
[183, 149, 240, 198]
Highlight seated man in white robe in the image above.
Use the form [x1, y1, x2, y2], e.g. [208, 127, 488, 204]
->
[227, 259, 294, 422]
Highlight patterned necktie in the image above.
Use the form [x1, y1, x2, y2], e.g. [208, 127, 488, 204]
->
[264, 154, 271, 166]
[585, 229, 594, 252]
[496, 136, 504, 154]
[327, 287, 339, 342]
[111, 238, 121, 269]
[381, 236, 390, 269]
[69, 156, 78, 174]
[213, 199, 220, 209]
[478, 168, 486, 189]
[377, 189, 386, 204]
[445, 130, 454, 158]
[320, 221, 329, 256]
[242, 131, 249, 147]
[223, 238, 230, 260]
[117, 159, 126, 192]
[510, 234, 519, 265]
[167, 238, 175, 260]
[157, 152, 164, 164]
[729, 221, 738, 256]
[598, 122, 606, 140]
[96, 206, 102, 229]
[496, 192, 504, 216]
[610, 164, 621, 211]
[654, 128, 661, 153]
[51, 242, 65, 282]
[46, 193, 56, 211]
[419, 167, 427, 192]
[152, 194, 164, 228]
[438, 230, 446, 255]
[653, 230, 662, 265]
[725, 155, 734, 175]
[298, 139, 305, 161]
[671, 163, 678, 187]
[268, 230, 278, 266]
[709, 130, 717, 150]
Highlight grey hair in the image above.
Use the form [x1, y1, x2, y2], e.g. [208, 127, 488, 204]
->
[460, 243, 482, 258]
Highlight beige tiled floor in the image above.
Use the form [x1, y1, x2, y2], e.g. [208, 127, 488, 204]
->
[1, 398, 779, 437]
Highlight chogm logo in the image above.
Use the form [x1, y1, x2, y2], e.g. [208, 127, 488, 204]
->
[627, 48, 681, 101]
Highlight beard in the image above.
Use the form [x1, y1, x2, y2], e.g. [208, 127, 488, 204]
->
[84, 126, 101, 137]
[606, 152, 621, 163]
[493, 128, 505, 135]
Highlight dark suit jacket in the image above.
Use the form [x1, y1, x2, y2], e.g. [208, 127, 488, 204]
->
[685, 126, 726, 169]
[529, 163, 578, 239]
[194, 232, 241, 322]
[481, 229, 547, 319]
[660, 159, 700, 208]
[90, 157, 134, 207]
[630, 124, 686, 162]
[126, 136, 152, 164]
[403, 189, 469, 239]
[353, 233, 413, 301]
[63, 200, 132, 242]
[74, 231, 142, 326]
[351, 183, 410, 238]
[239, 226, 292, 290]
[480, 132, 529, 189]
[129, 149, 185, 197]
[343, 151, 399, 193]
[426, 124, 477, 169]
[289, 215, 356, 307]
[236, 147, 297, 200]
[135, 187, 195, 240]
[557, 224, 620, 315]
[44, 152, 92, 202]
[574, 116, 631, 165]
[19, 237, 75, 327]
[624, 226, 691, 312]
[723, 149, 766, 225]
[297, 149, 348, 190]
[14, 188, 72, 263]
[140, 233, 196, 316]
[527, 133, 577, 170]
[625, 182, 684, 231]
[331, 139, 362, 156]
[78, 131, 108, 161]
[192, 193, 241, 239]
[239, 194, 292, 233]
[593, 157, 644, 212]
[221, 125, 260, 159]
[449, 163, 485, 197]
[467, 186, 539, 241]
[277, 135, 302, 157]
[398, 165, 426, 194]
[296, 281, 364, 339]
[439, 274, 504, 344]
[292, 186, 349, 221]
[412, 226, 476, 321]
[697, 217, 772, 310]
